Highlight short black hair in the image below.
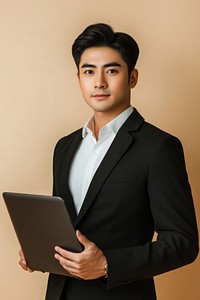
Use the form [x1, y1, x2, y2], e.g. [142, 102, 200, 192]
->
[72, 23, 139, 78]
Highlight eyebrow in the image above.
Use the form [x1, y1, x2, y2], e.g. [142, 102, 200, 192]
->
[81, 62, 122, 69]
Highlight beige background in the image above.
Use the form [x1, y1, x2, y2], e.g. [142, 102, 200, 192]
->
[0, 1, 199, 299]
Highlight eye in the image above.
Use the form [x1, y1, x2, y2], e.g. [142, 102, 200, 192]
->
[107, 69, 118, 74]
[84, 69, 94, 75]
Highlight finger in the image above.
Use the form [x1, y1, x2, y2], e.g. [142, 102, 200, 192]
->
[54, 253, 79, 276]
[19, 249, 34, 272]
[19, 258, 28, 270]
[54, 253, 77, 269]
[19, 249, 25, 259]
[19, 249, 27, 269]
[54, 246, 73, 259]
[59, 262, 83, 279]
[19, 259, 33, 272]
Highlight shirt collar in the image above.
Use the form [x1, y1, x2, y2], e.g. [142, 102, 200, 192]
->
[82, 106, 134, 138]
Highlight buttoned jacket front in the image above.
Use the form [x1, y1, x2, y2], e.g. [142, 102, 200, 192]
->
[45, 108, 198, 300]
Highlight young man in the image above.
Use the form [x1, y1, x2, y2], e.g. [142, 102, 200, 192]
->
[19, 23, 198, 300]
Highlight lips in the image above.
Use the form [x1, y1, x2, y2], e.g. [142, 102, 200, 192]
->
[92, 93, 110, 99]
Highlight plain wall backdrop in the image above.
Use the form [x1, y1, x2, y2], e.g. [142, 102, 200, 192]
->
[0, 1, 199, 299]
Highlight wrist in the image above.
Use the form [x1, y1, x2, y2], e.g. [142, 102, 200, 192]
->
[104, 263, 108, 278]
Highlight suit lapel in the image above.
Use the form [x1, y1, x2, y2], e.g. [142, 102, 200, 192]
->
[74, 108, 144, 227]
[60, 130, 82, 223]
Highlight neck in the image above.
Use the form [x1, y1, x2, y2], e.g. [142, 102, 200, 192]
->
[92, 117, 105, 141]
[92, 105, 131, 140]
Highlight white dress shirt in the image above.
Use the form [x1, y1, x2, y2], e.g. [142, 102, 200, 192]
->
[68, 106, 133, 213]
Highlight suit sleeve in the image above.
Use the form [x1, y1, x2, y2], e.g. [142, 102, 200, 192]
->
[103, 136, 199, 289]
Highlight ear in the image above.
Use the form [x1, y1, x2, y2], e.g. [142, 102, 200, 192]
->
[129, 69, 139, 89]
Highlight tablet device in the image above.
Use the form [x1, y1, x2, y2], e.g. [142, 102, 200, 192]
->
[3, 192, 82, 276]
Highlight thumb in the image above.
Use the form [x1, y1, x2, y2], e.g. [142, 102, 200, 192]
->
[76, 230, 91, 248]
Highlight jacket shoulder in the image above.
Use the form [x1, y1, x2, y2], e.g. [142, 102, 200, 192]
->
[54, 128, 82, 153]
[139, 120, 181, 144]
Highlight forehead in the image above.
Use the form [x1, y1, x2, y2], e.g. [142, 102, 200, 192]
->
[80, 47, 126, 66]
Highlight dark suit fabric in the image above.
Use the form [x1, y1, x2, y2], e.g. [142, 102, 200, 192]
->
[45, 109, 198, 300]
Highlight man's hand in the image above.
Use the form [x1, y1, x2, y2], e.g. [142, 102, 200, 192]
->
[54, 230, 107, 280]
[19, 249, 34, 273]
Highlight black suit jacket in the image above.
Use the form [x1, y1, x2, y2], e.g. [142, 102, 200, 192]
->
[45, 109, 198, 300]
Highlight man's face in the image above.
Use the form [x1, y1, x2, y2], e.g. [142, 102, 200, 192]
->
[77, 47, 138, 116]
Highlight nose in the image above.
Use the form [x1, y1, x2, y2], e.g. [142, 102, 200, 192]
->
[94, 71, 107, 89]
